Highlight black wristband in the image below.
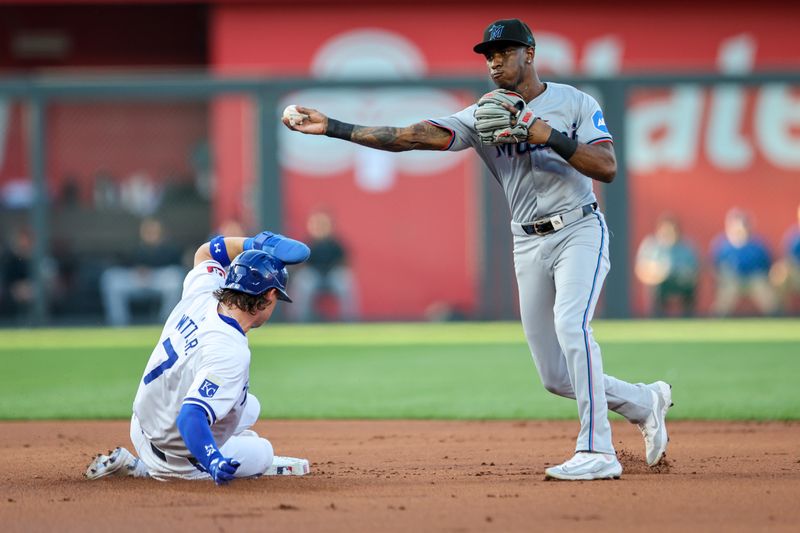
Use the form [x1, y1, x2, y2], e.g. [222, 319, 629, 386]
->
[545, 129, 578, 161]
[325, 118, 355, 140]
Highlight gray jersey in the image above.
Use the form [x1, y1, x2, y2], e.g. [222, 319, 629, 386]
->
[430, 82, 612, 223]
[433, 81, 657, 461]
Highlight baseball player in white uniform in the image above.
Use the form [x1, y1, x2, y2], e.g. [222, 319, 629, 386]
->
[284, 18, 673, 480]
[86, 231, 311, 483]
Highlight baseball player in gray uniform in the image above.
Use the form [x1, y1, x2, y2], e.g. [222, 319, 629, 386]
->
[285, 18, 672, 480]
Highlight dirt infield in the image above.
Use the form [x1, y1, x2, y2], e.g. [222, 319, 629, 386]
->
[1, 420, 798, 532]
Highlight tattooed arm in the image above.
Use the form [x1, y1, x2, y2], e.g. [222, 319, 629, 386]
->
[282, 105, 454, 152]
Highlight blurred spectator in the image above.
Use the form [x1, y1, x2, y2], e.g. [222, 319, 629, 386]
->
[58, 174, 83, 208]
[0, 179, 35, 209]
[290, 210, 358, 322]
[93, 170, 118, 210]
[217, 219, 247, 238]
[119, 171, 162, 217]
[99, 218, 184, 326]
[711, 209, 778, 317]
[425, 301, 467, 322]
[769, 203, 800, 313]
[191, 139, 214, 201]
[0, 226, 35, 317]
[635, 214, 699, 317]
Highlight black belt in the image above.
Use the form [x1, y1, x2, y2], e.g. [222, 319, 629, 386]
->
[521, 202, 598, 236]
[150, 442, 200, 467]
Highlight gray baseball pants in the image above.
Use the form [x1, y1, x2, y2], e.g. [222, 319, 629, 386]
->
[512, 211, 653, 455]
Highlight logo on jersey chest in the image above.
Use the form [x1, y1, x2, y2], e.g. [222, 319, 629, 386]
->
[495, 141, 549, 157]
[494, 127, 575, 159]
[199, 379, 220, 398]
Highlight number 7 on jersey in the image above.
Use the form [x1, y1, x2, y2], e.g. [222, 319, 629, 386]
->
[143, 338, 180, 385]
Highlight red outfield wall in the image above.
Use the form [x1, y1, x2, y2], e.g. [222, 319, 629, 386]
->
[211, 2, 800, 317]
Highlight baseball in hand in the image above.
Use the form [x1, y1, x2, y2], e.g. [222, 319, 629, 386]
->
[283, 105, 309, 126]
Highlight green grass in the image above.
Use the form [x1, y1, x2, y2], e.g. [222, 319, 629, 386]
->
[1, 319, 798, 420]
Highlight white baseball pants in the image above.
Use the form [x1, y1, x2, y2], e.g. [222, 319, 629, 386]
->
[130, 393, 274, 480]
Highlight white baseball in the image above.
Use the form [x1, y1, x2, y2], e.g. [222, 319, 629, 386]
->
[282, 105, 309, 126]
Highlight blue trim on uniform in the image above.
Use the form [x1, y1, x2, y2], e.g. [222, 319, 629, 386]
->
[581, 212, 605, 452]
[209, 235, 231, 267]
[425, 120, 456, 150]
[586, 136, 613, 145]
[183, 397, 217, 425]
[218, 313, 245, 336]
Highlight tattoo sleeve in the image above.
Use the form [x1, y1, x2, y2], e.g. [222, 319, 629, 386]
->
[348, 121, 453, 152]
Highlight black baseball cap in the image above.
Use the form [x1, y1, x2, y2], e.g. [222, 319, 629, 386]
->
[473, 18, 535, 54]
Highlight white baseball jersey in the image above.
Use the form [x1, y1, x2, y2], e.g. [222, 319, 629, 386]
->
[132, 259, 251, 459]
[429, 82, 612, 223]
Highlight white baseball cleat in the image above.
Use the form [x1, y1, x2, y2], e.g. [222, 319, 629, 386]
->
[85, 447, 149, 480]
[639, 381, 673, 467]
[265, 456, 310, 476]
[544, 452, 622, 481]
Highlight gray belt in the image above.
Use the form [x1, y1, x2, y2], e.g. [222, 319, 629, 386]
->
[521, 202, 598, 236]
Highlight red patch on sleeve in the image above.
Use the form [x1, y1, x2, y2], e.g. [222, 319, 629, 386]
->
[207, 265, 225, 277]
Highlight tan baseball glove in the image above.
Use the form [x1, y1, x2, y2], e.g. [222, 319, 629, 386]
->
[474, 89, 538, 145]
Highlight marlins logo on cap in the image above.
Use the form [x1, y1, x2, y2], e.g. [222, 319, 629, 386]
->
[474, 18, 535, 54]
[488, 24, 505, 40]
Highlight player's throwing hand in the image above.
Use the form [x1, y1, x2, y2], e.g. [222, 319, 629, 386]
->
[208, 456, 240, 485]
[281, 105, 327, 135]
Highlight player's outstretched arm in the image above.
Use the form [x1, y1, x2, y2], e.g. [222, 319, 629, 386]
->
[283, 105, 453, 152]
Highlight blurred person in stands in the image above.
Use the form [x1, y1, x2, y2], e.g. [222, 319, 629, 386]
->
[635, 214, 699, 317]
[217, 219, 247, 238]
[711, 208, 777, 317]
[769, 203, 800, 313]
[289, 210, 358, 322]
[100, 217, 184, 326]
[0, 226, 35, 318]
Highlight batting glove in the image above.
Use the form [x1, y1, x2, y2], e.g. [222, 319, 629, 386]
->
[245, 231, 310, 264]
[208, 456, 240, 485]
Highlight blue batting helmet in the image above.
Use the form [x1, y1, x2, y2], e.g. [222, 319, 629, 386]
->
[223, 250, 292, 302]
